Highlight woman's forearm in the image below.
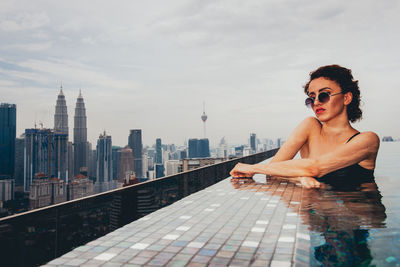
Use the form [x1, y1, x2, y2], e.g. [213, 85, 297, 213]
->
[252, 158, 319, 178]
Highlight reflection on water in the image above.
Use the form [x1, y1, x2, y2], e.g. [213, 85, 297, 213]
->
[301, 181, 386, 266]
[231, 173, 400, 266]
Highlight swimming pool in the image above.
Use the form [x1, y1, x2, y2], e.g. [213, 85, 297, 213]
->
[43, 143, 400, 266]
[305, 142, 400, 266]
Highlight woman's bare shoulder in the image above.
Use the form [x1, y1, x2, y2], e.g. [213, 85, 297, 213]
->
[358, 131, 380, 150]
[299, 116, 322, 131]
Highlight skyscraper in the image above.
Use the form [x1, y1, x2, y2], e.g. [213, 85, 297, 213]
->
[188, 138, 210, 158]
[198, 138, 210, 157]
[250, 133, 257, 153]
[188, 139, 198, 158]
[24, 128, 56, 192]
[155, 164, 164, 178]
[155, 138, 162, 164]
[73, 90, 88, 175]
[0, 103, 16, 178]
[54, 133, 68, 181]
[54, 86, 68, 135]
[128, 129, 143, 178]
[118, 146, 134, 184]
[14, 136, 24, 189]
[112, 146, 121, 183]
[95, 131, 114, 193]
[217, 137, 228, 158]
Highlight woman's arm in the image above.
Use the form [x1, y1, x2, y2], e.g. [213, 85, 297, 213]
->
[269, 117, 317, 163]
[230, 131, 379, 178]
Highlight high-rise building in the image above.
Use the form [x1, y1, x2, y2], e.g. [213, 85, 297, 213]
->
[112, 146, 121, 182]
[88, 147, 97, 180]
[54, 133, 68, 182]
[24, 128, 56, 192]
[68, 173, 94, 200]
[29, 173, 66, 209]
[155, 164, 164, 178]
[54, 87, 68, 135]
[14, 136, 25, 190]
[0, 103, 16, 178]
[142, 150, 149, 179]
[188, 139, 198, 158]
[0, 176, 14, 201]
[217, 137, 228, 158]
[118, 146, 134, 184]
[95, 131, 114, 193]
[165, 160, 180, 176]
[73, 90, 88, 175]
[53, 87, 69, 181]
[198, 139, 210, 157]
[188, 138, 210, 158]
[250, 133, 257, 153]
[67, 141, 74, 179]
[128, 129, 143, 178]
[155, 138, 162, 164]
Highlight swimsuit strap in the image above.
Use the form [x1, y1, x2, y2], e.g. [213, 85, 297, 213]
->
[346, 132, 360, 143]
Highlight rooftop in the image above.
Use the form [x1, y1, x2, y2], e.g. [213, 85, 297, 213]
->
[44, 175, 308, 267]
[43, 148, 400, 267]
[2, 145, 400, 266]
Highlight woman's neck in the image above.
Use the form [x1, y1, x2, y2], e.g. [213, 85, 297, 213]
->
[321, 115, 356, 138]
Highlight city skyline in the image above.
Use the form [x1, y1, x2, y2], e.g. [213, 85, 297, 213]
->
[1, 1, 400, 146]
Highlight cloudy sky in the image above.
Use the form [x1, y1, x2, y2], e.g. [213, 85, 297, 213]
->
[1, 0, 399, 147]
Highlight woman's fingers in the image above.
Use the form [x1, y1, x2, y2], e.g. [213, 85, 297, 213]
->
[230, 163, 254, 178]
[299, 177, 321, 189]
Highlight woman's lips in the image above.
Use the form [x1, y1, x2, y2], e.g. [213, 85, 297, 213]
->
[316, 108, 325, 115]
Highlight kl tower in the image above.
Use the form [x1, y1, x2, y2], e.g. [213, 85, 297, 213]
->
[201, 102, 208, 138]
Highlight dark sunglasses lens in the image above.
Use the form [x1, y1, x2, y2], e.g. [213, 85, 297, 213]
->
[318, 92, 330, 103]
[305, 97, 314, 108]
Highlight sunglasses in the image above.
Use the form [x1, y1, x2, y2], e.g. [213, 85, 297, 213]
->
[305, 91, 343, 108]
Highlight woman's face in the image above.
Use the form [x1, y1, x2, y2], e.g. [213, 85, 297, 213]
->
[307, 77, 347, 122]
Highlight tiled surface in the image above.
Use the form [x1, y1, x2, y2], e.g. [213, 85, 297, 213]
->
[44, 174, 313, 266]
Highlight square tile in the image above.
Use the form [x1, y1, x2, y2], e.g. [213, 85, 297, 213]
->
[130, 243, 149, 250]
[251, 227, 266, 233]
[176, 226, 191, 231]
[191, 255, 211, 263]
[278, 237, 295, 243]
[187, 241, 205, 248]
[270, 260, 291, 267]
[94, 252, 117, 261]
[242, 241, 259, 248]
[282, 224, 296, 230]
[163, 234, 180, 240]
[198, 249, 217, 256]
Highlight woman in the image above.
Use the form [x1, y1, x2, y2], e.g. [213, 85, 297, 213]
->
[230, 65, 380, 188]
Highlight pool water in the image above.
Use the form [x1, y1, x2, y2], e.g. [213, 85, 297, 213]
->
[306, 142, 400, 266]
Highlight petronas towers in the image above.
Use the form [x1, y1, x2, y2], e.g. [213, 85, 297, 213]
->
[53, 86, 88, 177]
[73, 90, 88, 175]
[54, 87, 68, 134]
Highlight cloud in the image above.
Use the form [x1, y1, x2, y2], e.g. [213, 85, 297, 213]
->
[0, 0, 400, 145]
[17, 58, 140, 91]
[10, 41, 52, 51]
[0, 12, 50, 32]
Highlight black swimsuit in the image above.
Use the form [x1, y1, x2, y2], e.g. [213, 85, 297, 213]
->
[316, 133, 375, 189]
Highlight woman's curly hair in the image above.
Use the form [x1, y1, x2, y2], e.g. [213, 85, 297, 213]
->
[303, 64, 362, 123]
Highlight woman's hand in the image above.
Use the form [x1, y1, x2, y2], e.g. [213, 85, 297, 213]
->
[297, 177, 324, 189]
[230, 163, 256, 178]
